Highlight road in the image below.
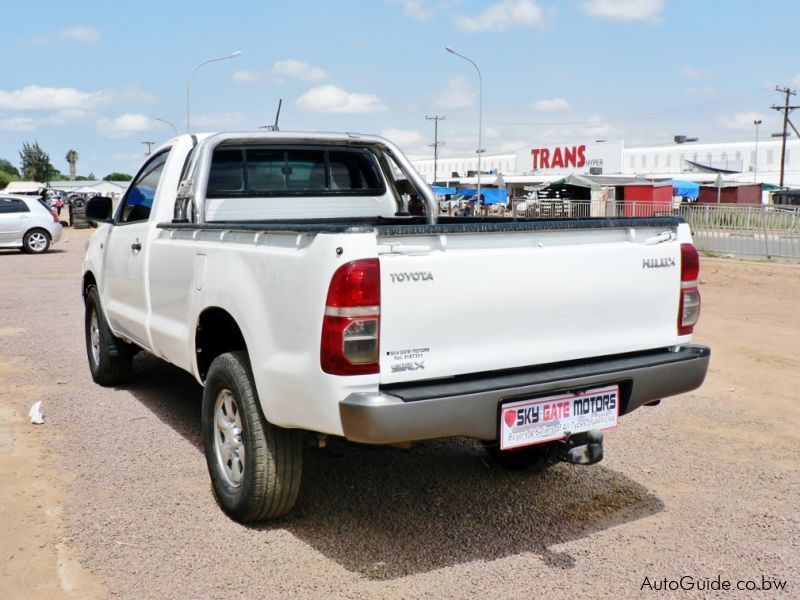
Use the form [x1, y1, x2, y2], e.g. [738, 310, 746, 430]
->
[0, 228, 797, 598]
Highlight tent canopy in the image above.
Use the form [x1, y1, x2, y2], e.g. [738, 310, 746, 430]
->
[455, 188, 508, 204]
[431, 185, 456, 196]
[671, 179, 700, 199]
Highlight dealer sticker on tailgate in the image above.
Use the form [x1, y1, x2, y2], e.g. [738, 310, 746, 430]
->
[500, 385, 619, 450]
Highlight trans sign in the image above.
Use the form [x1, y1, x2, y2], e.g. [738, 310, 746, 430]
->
[515, 141, 623, 176]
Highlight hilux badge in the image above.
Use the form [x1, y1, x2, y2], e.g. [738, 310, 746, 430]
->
[642, 257, 676, 269]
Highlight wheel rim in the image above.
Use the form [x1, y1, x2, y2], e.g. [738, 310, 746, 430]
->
[28, 232, 47, 252]
[89, 310, 101, 366]
[213, 389, 245, 488]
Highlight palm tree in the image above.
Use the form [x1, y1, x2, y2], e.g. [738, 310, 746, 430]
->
[65, 149, 79, 181]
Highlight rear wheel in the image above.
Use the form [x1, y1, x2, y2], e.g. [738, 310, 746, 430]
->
[22, 229, 50, 254]
[84, 287, 134, 385]
[202, 351, 303, 522]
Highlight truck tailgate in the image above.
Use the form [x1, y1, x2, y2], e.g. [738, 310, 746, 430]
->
[378, 224, 683, 384]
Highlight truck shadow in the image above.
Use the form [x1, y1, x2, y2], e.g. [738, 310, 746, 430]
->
[126, 354, 664, 581]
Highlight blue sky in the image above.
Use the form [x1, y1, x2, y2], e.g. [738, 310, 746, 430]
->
[1, 0, 797, 179]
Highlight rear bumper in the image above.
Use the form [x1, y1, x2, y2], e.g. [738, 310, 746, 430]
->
[339, 345, 710, 444]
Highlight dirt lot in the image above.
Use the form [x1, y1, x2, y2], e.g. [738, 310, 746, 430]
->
[0, 227, 797, 598]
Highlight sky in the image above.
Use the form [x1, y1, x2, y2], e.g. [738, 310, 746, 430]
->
[2, 0, 798, 179]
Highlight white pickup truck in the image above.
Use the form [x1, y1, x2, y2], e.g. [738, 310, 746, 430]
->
[82, 131, 709, 522]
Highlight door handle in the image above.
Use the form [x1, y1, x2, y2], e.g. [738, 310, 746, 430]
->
[131, 240, 142, 253]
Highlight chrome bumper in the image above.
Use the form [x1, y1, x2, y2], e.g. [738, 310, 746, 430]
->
[340, 345, 710, 444]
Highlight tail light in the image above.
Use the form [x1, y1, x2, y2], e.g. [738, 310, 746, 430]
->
[678, 243, 701, 335]
[50, 210, 58, 223]
[321, 259, 380, 375]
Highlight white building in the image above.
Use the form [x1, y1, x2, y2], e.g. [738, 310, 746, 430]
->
[411, 137, 800, 189]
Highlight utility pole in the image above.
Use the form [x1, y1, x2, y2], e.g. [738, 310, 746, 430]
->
[141, 141, 155, 156]
[771, 86, 798, 188]
[426, 115, 446, 184]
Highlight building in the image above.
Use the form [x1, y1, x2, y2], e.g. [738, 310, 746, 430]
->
[411, 137, 800, 194]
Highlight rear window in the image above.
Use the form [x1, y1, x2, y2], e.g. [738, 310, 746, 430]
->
[0, 198, 30, 214]
[206, 146, 385, 197]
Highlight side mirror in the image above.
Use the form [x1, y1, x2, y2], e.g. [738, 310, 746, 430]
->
[85, 196, 113, 223]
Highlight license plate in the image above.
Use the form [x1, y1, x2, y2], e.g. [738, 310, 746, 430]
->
[499, 385, 619, 450]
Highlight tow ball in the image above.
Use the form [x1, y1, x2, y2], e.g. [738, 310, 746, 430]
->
[552, 429, 604, 465]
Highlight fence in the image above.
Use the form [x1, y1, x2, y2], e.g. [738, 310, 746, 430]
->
[440, 200, 800, 259]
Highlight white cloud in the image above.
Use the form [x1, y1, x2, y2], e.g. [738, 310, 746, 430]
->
[436, 77, 474, 109]
[395, 0, 435, 20]
[583, 0, 663, 22]
[719, 112, 767, 131]
[679, 66, 714, 80]
[793, 73, 800, 87]
[457, 0, 544, 32]
[530, 97, 570, 111]
[273, 59, 327, 81]
[381, 128, 424, 147]
[191, 112, 243, 128]
[60, 27, 101, 43]
[97, 114, 153, 138]
[0, 85, 154, 112]
[232, 69, 264, 83]
[22, 26, 101, 45]
[296, 85, 386, 113]
[0, 116, 36, 131]
[0, 85, 107, 111]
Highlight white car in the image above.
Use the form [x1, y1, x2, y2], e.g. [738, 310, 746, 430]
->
[0, 194, 63, 253]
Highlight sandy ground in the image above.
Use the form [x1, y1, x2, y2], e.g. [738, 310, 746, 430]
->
[0, 227, 797, 599]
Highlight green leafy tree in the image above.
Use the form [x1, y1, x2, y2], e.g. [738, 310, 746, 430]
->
[0, 171, 21, 188]
[65, 149, 79, 181]
[18, 141, 54, 182]
[0, 158, 20, 177]
[103, 172, 133, 181]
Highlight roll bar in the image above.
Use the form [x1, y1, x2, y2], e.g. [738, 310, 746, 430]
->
[174, 131, 438, 224]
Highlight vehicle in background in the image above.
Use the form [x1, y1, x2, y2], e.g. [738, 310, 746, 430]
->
[0, 194, 63, 253]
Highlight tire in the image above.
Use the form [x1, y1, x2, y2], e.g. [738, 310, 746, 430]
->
[484, 441, 554, 471]
[202, 351, 303, 522]
[22, 229, 51, 254]
[84, 287, 134, 385]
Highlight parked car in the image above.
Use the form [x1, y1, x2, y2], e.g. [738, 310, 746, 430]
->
[0, 194, 63, 253]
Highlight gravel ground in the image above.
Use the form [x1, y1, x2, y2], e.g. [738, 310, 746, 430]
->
[0, 228, 798, 599]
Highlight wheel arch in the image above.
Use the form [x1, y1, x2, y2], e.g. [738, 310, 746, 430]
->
[195, 307, 249, 382]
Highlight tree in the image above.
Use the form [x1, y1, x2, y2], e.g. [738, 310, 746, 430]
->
[103, 172, 133, 182]
[19, 141, 54, 182]
[65, 149, 79, 181]
[0, 158, 20, 177]
[0, 171, 20, 188]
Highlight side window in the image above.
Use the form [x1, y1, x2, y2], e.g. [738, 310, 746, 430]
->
[118, 151, 169, 223]
[0, 198, 28, 213]
[207, 149, 244, 194]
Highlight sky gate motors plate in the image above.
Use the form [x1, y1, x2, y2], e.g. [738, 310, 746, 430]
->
[499, 385, 619, 451]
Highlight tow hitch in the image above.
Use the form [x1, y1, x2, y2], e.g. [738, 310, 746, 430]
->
[554, 430, 604, 465]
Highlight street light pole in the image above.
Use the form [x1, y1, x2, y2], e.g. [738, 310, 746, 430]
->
[154, 117, 179, 137]
[753, 119, 762, 183]
[186, 50, 242, 133]
[445, 46, 483, 214]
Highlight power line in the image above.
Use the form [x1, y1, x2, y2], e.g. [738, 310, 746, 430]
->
[771, 86, 798, 188]
[426, 115, 446, 183]
[141, 141, 155, 156]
